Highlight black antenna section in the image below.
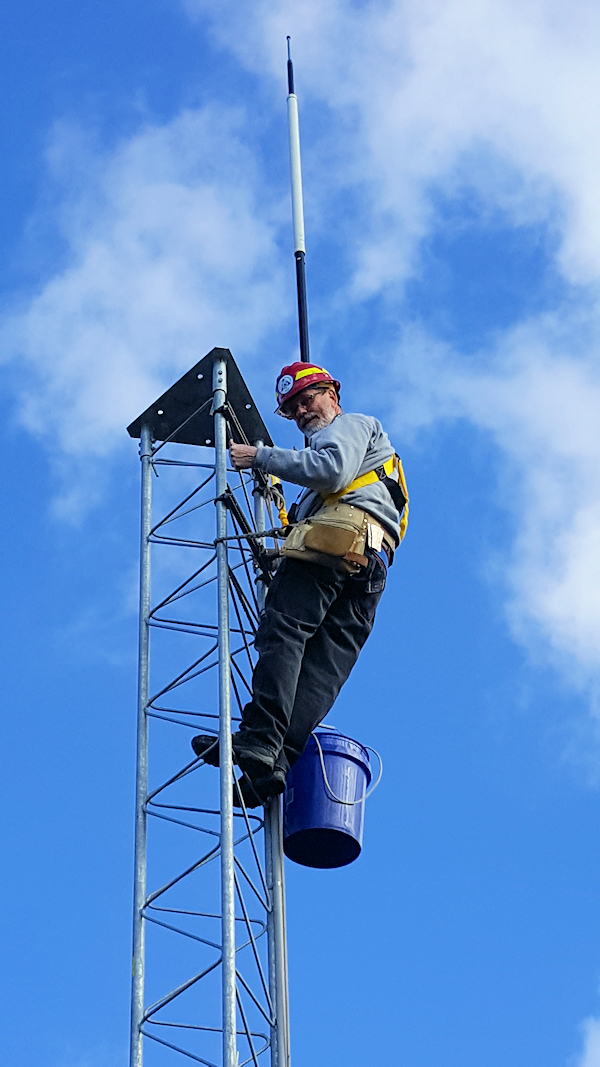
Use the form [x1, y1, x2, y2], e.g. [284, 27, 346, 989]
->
[287, 36, 294, 95]
[286, 38, 310, 362]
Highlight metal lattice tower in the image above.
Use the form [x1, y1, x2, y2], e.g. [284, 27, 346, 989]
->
[127, 348, 290, 1067]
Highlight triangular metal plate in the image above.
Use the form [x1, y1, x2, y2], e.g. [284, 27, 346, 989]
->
[126, 348, 273, 447]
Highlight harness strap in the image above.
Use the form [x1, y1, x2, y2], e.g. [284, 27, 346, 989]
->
[322, 454, 409, 541]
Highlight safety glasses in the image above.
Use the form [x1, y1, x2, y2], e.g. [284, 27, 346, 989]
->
[281, 387, 332, 419]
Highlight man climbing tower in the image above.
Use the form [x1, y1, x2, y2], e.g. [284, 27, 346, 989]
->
[192, 362, 408, 806]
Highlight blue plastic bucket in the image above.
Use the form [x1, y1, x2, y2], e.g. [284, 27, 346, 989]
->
[283, 730, 372, 868]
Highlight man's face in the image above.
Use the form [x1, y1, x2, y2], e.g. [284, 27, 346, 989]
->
[283, 386, 340, 436]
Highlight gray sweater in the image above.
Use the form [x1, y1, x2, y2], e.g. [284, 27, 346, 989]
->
[253, 412, 401, 545]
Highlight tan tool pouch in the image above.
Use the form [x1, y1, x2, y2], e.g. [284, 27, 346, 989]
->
[280, 504, 374, 572]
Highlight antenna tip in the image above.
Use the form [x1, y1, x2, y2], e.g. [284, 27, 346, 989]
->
[287, 36, 291, 58]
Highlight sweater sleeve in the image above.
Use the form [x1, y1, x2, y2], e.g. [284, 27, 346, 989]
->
[253, 414, 373, 493]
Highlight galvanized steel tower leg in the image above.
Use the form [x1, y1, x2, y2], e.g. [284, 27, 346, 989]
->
[253, 475, 291, 1067]
[130, 423, 153, 1067]
[264, 802, 291, 1067]
[213, 357, 238, 1067]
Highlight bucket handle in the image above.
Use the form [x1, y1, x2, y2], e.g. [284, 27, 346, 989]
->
[312, 732, 383, 805]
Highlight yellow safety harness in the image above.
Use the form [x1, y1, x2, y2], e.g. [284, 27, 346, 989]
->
[322, 454, 409, 541]
[269, 475, 289, 526]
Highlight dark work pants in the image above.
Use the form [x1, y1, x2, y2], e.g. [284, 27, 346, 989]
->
[238, 553, 386, 773]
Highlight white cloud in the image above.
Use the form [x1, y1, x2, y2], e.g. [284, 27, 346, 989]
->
[572, 1016, 600, 1067]
[384, 311, 600, 676]
[451, 325, 600, 676]
[190, 0, 600, 288]
[2, 106, 287, 461]
[5, 0, 600, 676]
[186, 0, 600, 679]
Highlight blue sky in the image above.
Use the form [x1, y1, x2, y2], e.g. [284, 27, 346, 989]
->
[2, 1, 600, 1064]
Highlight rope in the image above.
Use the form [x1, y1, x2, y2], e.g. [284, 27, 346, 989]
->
[214, 528, 287, 543]
[312, 731, 383, 806]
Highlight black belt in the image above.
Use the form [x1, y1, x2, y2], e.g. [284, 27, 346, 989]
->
[378, 540, 394, 567]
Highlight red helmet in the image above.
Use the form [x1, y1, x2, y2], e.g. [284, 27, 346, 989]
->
[275, 362, 341, 416]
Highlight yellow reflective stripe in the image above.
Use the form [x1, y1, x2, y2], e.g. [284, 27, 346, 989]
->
[294, 365, 330, 381]
[322, 456, 395, 506]
[323, 471, 377, 501]
[397, 457, 409, 541]
[322, 455, 409, 541]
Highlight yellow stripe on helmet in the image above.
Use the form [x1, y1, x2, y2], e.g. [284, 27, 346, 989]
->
[294, 365, 330, 381]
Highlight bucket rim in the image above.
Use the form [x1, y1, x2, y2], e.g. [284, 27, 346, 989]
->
[311, 729, 371, 760]
[309, 731, 372, 785]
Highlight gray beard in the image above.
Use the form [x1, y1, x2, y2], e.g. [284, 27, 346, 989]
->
[303, 415, 334, 438]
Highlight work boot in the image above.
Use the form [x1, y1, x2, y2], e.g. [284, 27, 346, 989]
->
[232, 766, 287, 809]
[265, 765, 287, 795]
[235, 751, 274, 783]
[191, 733, 276, 777]
[191, 734, 220, 765]
[233, 775, 264, 809]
